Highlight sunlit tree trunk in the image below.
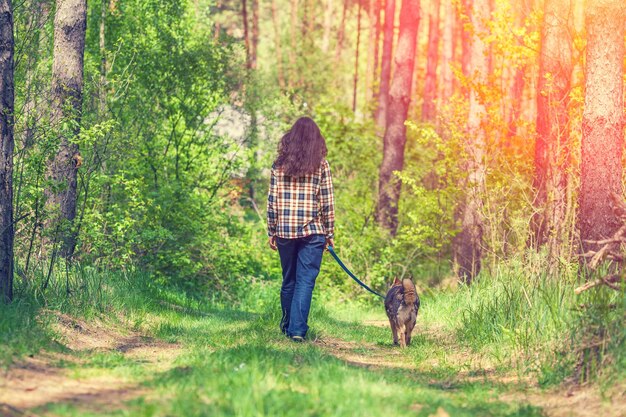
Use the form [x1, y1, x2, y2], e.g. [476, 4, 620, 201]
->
[376, 0, 420, 234]
[375, 0, 395, 128]
[45, 0, 87, 259]
[438, 0, 454, 109]
[271, 0, 286, 88]
[0, 0, 14, 302]
[459, 0, 471, 80]
[251, 0, 259, 69]
[242, 0, 251, 69]
[579, 0, 625, 258]
[454, 0, 488, 284]
[422, 0, 440, 122]
[530, 0, 573, 257]
[371, 0, 382, 102]
[335, 0, 348, 63]
[353, 0, 362, 112]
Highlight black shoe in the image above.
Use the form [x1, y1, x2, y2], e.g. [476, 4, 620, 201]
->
[290, 335, 305, 343]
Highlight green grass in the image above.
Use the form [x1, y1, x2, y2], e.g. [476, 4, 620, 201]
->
[1, 261, 624, 416]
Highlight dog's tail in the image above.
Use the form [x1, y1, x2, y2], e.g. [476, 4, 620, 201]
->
[402, 279, 416, 305]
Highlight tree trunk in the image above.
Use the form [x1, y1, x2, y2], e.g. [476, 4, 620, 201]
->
[438, 0, 454, 109]
[99, 0, 108, 114]
[0, 0, 14, 303]
[376, 0, 420, 234]
[242, 0, 251, 69]
[422, 0, 440, 122]
[371, 0, 382, 102]
[353, 0, 362, 112]
[335, 0, 348, 63]
[251, 0, 259, 69]
[375, 0, 395, 128]
[459, 0, 471, 80]
[271, 0, 286, 88]
[579, 0, 626, 259]
[454, 0, 488, 284]
[46, 0, 87, 259]
[530, 0, 573, 255]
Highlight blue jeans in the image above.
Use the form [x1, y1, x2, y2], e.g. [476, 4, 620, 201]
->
[277, 234, 325, 338]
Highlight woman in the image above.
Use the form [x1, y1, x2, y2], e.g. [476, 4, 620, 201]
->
[267, 117, 335, 342]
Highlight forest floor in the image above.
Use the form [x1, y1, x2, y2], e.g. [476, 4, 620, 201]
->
[0, 301, 624, 417]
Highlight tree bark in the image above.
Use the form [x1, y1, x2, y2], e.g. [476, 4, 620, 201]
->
[335, 0, 348, 63]
[438, 0, 454, 109]
[242, 0, 251, 69]
[376, 0, 420, 234]
[459, 0, 471, 80]
[46, 0, 87, 259]
[251, 0, 259, 69]
[0, 0, 14, 303]
[454, 0, 488, 284]
[371, 0, 382, 102]
[579, 0, 626, 259]
[353, 0, 362, 112]
[290, 0, 298, 87]
[422, 0, 440, 122]
[375, 0, 395, 128]
[530, 0, 573, 254]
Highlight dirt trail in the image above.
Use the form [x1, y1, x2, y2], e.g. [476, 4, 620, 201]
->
[316, 319, 626, 417]
[0, 313, 180, 413]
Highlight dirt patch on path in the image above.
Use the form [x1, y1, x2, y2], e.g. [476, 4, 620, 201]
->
[0, 312, 181, 413]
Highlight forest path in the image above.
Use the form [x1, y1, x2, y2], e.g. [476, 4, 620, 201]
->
[314, 318, 624, 417]
[0, 307, 623, 417]
[0, 312, 181, 414]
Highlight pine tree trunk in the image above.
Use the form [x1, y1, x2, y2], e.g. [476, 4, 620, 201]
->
[530, 0, 573, 256]
[251, 0, 259, 69]
[422, 0, 440, 122]
[375, 0, 395, 128]
[335, 0, 348, 63]
[579, 0, 626, 258]
[459, 0, 471, 80]
[371, 0, 382, 102]
[242, 0, 251, 69]
[454, 0, 488, 284]
[438, 0, 454, 108]
[45, 0, 87, 259]
[353, 0, 362, 112]
[0, 0, 14, 302]
[99, 0, 108, 114]
[376, 0, 420, 234]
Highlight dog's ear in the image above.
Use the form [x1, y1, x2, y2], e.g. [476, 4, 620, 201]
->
[393, 277, 402, 286]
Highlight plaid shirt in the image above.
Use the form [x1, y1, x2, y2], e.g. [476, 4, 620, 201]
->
[267, 159, 335, 239]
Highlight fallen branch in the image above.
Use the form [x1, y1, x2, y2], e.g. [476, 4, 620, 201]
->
[575, 274, 624, 294]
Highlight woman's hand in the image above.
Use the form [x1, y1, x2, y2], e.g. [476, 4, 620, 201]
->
[268, 236, 277, 251]
[326, 237, 334, 250]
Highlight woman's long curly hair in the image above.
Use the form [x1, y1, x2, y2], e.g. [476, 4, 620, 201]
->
[274, 117, 327, 177]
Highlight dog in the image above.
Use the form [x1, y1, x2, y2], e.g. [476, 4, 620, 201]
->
[385, 277, 420, 348]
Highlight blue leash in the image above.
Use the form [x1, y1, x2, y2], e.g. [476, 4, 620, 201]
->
[327, 246, 385, 299]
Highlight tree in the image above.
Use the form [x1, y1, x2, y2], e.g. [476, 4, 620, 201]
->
[530, 0, 573, 257]
[375, 0, 395, 128]
[422, 0, 440, 122]
[271, 0, 286, 88]
[376, 0, 420, 234]
[45, 0, 87, 258]
[579, 0, 626, 258]
[0, 0, 14, 303]
[438, 0, 454, 110]
[454, 0, 488, 284]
